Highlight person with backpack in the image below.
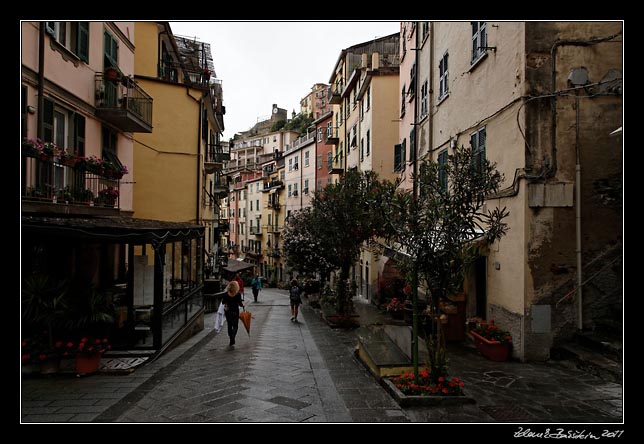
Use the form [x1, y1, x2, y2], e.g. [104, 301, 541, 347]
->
[251, 272, 262, 303]
[289, 279, 302, 322]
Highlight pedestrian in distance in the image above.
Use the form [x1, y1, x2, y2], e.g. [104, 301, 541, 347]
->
[224, 280, 245, 349]
[289, 279, 302, 322]
[232, 272, 245, 301]
[251, 272, 263, 303]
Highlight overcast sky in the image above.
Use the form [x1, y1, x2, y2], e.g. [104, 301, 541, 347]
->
[169, 21, 401, 140]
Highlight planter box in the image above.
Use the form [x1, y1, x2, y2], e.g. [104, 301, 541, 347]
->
[382, 378, 476, 407]
[469, 330, 511, 361]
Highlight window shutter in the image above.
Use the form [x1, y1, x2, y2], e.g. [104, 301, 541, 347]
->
[410, 129, 416, 162]
[43, 98, 54, 142]
[394, 144, 402, 171]
[74, 113, 86, 155]
[77, 22, 89, 63]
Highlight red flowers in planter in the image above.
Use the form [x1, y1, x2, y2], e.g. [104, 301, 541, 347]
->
[390, 367, 465, 396]
[68, 337, 111, 356]
[471, 319, 512, 343]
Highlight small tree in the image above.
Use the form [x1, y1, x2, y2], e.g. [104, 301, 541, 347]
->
[382, 145, 509, 382]
[282, 207, 335, 277]
[283, 169, 391, 316]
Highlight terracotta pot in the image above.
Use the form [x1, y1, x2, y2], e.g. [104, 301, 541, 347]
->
[469, 330, 511, 361]
[75, 352, 102, 376]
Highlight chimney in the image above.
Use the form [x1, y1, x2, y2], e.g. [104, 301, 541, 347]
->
[372, 52, 379, 70]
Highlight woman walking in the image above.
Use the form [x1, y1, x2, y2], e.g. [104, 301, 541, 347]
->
[224, 280, 245, 349]
[289, 279, 302, 322]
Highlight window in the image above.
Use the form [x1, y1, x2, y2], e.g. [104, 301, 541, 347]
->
[43, 98, 54, 142]
[409, 129, 416, 162]
[420, 80, 428, 118]
[102, 126, 117, 156]
[409, 63, 416, 96]
[346, 98, 351, 118]
[243, 190, 247, 200]
[250, 201, 253, 211]
[293, 182, 298, 196]
[350, 126, 357, 150]
[294, 155, 299, 170]
[288, 184, 292, 197]
[256, 199, 259, 210]
[21, 86, 27, 139]
[318, 179, 322, 190]
[104, 31, 119, 69]
[317, 155, 322, 169]
[327, 177, 332, 185]
[256, 183, 260, 192]
[360, 138, 364, 161]
[402, 27, 407, 55]
[366, 86, 371, 110]
[327, 152, 333, 169]
[401, 84, 406, 116]
[421, 22, 429, 42]
[280, 171, 285, 181]
[438, 150, 448, 191]
[273, 135, 277, 142]
[305, 150, 310, 167]
[268, 214, 272, 225]
[318, 128, 323, 142]
[289, 158, 293, 171]
[394, 140, 406, 172]
[439, 53, 449, 99]
[304, 179, 309, 194]
[471, 22, 488, 64]
[366, 130, 370, 156]
[360, 99, 364, 120]
[46, 22, 89, 63]
[471, 127, 487, 174]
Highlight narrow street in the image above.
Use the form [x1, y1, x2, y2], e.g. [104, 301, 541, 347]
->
[22, 287, 622, 423]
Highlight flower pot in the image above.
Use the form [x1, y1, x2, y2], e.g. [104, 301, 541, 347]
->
[469, 330, 511, 361]
[61, 157, 76, 167]
[39, 357, 61, 375]
[75, 352, 102, 376]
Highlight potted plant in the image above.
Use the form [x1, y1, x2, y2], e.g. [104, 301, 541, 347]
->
[68, 336, 110, 376]
[59, 151, 78, 167]
[104, 66, 123, 83]
[469, 319, 513, 361]
[98, 187, 119, 207]
[22, 137, 42, 158]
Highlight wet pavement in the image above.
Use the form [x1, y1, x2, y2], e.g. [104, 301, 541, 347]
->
[21, 288, 623, 423]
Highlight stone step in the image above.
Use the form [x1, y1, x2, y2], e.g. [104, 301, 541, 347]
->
[551, 342, 622, 384]
[355, 328, 413, 380]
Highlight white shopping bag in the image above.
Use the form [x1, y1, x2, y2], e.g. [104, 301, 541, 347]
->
[214, 301, 225, 333]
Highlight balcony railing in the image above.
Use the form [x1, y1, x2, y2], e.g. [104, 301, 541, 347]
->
[324, 126, 339, 145]
[250, 227, 263, 236]
[158, 60, 212, 90]
[267, 225, 281, 234]
[95, 73, 153, 133]
[204, 143, 231, 174]
[262, 180, 284, 192]
[267, 201, 281, 210]
[212, 173, 230, 196]
[22, 155, 120, 210]
[329, 83, 342, 105]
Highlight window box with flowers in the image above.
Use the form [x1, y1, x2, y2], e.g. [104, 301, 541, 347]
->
[58, 151, 78, 167]
[469, 320, 513, 361]
[103, 161, 129, 179]
[39, 142, 59, 162]
[85, 155, 105, 175]
[22, 137, 42, 158]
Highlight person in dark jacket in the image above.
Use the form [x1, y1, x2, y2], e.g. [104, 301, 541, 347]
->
[250, 272, 263, 302]
[224, 280, 245, 349]
[289, 279, 302, 322]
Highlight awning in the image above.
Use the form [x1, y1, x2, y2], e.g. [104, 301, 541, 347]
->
[223, 259, 255, 273]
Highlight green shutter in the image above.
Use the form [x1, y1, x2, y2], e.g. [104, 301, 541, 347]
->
[77, 22, 89, 63]
[74, 113, 86, 155]
[394, 144, 401, 171]
[43, 98, 54, 142]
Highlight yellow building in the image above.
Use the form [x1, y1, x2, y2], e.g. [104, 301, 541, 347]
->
[133, 22, 227, 271]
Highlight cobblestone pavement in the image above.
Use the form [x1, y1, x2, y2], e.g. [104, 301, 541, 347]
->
[21, 288, 623, 424]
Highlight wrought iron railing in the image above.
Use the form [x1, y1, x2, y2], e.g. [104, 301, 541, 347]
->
[22, 155, 120, 208]
[95, 73, 153, 128]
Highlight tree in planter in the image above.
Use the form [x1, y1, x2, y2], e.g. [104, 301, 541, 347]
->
[381, 145, 509, 383]
[283, 169, 392, 318]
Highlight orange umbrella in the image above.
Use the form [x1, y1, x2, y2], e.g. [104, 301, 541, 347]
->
[239, 309, 252, 336]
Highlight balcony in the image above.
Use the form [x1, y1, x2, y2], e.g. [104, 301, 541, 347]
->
[262, 180, 284, 192]
[204, 143, 231, 174]
[324, 126, 339, 145]
[22, 155, 120, 213]
[158, 59, 212, 90]
[328, 83, 342, 105]
[250, 227, 263, 236]
[267, 225, 281, 234]
[95, 73, 153, 133]
[212, 174, 230, 196]
[267, 201, 281, 211]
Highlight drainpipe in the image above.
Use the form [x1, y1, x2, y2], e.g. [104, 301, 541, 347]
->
[37, 22, 45, 140]
[196, 100, 202, 224]
[574, 90, 583, 330]
[411, 21, 420, 384]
